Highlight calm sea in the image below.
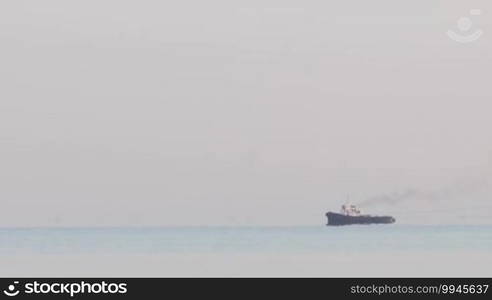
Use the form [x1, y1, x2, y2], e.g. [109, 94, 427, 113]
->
[1, 225, 491, 255]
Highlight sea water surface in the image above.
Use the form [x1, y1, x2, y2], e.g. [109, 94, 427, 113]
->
[1, 225, 491, 255]
[1, 225, 491, 276]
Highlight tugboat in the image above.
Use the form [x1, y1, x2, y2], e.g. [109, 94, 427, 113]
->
[326, 204, 395, 226]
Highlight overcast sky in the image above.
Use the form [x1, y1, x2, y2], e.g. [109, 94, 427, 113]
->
[1, 1, 491, 226]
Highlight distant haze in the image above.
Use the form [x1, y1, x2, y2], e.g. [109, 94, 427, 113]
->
[1, 0, 491, 226]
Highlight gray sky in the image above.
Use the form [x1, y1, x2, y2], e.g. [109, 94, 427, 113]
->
[1, 0, 491, 226]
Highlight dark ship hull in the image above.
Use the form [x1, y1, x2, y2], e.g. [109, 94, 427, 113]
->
[326, 212, 395, 226]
